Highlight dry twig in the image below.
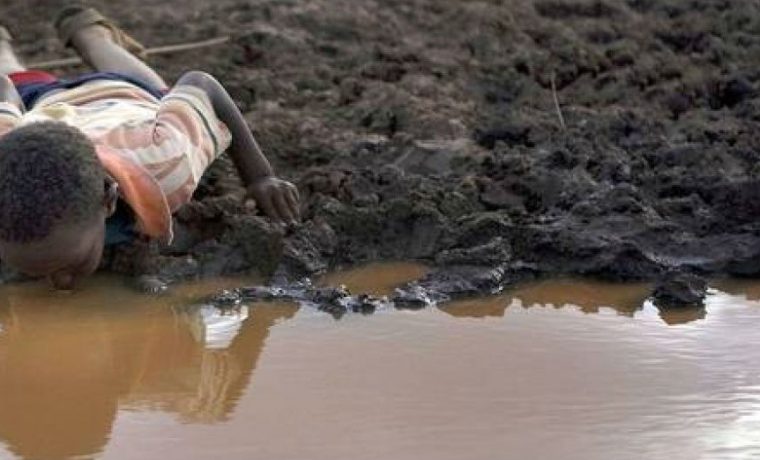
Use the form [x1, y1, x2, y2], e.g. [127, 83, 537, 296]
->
[549, 71, 566, 130]
[29, 36, 231, 69]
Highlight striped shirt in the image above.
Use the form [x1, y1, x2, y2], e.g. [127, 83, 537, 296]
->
[0, 80, 232, 242]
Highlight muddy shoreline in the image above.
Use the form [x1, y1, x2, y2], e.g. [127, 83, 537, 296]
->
[3, 0, 760, 298]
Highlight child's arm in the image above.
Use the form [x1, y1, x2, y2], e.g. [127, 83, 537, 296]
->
[175, 71, 300, 224]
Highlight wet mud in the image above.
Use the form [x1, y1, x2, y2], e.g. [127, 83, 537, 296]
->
[4, 0, 760, 296]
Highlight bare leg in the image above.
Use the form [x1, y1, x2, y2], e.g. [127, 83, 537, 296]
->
[0, 39, 25, 75]
[69, 25, 166, 89]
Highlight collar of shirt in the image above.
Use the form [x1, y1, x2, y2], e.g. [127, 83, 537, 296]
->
[95, 143, 173, 244]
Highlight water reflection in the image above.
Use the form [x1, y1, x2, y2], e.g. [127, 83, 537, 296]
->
[656, 305, 707, 325]
[319, 261, 430, 295]
[713, 278, 760, 301]
[438, 278, 707, 326]
[0, 277, 296, 460]
[0, 267, 756, 460]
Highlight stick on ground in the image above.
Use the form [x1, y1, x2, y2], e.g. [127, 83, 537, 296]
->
[550, 71, 566, 130]
[28, 36, 231, 69]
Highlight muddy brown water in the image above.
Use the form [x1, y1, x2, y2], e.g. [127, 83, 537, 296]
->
[1, 264, 760, 460]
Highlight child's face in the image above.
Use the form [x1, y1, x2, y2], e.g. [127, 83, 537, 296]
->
[0, 218, 106, 290]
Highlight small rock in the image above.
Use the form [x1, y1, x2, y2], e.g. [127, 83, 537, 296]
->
[414, 264, 510, 298]
[309, 285, 352, 304]
[722, 77, 754, 107]
[436, 237, 511, 266]
[474, 123, 531, 149]
[479, 181, 525, 211]
[211, 289, 243, 306]
[392, 284, 444, 309]
[652, 271, 708, 308]
[341, 294, 392, 315]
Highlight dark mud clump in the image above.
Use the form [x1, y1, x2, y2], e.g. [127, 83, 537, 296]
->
[651, 270, 708, 309]
[211, 280, 400, 319]
[4, 0, 760, 298]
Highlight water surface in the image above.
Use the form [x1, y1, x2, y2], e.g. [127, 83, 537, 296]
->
[1, 266, 760, 460]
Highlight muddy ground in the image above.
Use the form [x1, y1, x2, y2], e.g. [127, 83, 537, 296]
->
[3, 0, 760, 299]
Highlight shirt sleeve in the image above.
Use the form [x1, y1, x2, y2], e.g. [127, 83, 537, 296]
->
[156, 84, 232, 166]
[0, 102, 22, 138]
[148, 85, 232, 210]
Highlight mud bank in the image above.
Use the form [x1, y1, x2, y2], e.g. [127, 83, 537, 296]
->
[3, 0, 760, 297]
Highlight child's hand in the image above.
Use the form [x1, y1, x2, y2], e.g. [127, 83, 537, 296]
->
[246, 176, 300, 224]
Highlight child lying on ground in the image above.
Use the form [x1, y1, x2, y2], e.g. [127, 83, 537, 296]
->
[0, 6, 299, 291]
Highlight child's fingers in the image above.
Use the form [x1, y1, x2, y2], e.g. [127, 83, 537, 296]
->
[290, 183, 300, 202]
[274, 192, 296, 224]
[257, 194, 282, 223]
[285, 188, 300, 220]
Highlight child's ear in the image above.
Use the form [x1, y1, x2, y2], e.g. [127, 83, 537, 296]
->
[103, 177, 119, 217]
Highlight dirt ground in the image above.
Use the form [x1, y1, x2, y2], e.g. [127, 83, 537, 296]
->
[3, 0, 760, 297]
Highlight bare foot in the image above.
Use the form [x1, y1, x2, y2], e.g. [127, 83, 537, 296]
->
[69, 23, 113, 51]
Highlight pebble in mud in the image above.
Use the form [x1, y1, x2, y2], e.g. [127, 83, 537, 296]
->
[207, 263, 536, 317]
[209, 280, 395, 319]
[391, 283, 444, 310]
[651, 271, 708, 309]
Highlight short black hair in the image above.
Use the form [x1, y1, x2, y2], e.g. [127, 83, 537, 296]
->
[0, 121, 104, 243]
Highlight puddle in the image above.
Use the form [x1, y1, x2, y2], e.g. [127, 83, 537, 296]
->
[1, 265, 760, 460]
[318, 261, 429, 295]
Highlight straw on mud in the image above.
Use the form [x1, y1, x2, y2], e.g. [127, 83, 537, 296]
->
[29, 36, 231, 69]
[550, 71, 566, 130]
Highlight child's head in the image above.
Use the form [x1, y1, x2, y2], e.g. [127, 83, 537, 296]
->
[0, 121, 117, 289]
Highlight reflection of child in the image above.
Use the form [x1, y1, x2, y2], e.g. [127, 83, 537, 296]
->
[0, 283, 297, 459]
[0, 6, 300, 290]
